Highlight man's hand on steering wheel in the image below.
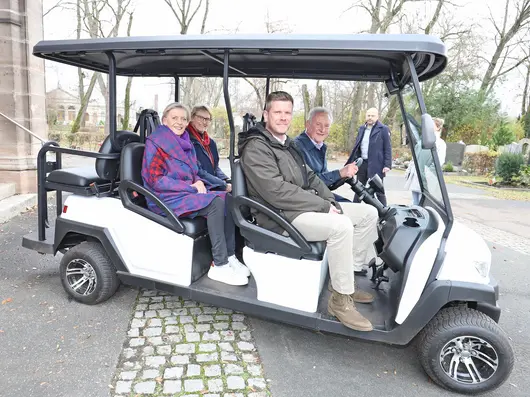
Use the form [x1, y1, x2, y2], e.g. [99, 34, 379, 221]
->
[339, 163, 358, 179]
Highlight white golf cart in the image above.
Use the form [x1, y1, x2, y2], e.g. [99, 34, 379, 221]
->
[22, 34, 514, 394]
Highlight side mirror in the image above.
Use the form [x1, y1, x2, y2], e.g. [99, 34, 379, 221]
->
[421, 114, 436, 150]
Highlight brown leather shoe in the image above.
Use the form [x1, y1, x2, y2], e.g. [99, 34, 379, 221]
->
[327, 291, 373, 332]
[327, 280, 374, 304]
[352, 289, 374, 304]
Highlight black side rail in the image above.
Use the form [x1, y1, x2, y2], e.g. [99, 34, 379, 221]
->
[229, 195, 312, 254]
[119, 180, 186, 234]
[37, 141, 121, 241]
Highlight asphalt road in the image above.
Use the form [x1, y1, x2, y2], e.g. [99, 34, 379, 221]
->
[0, 207, 137, 397]
[250, 242, 529, 397]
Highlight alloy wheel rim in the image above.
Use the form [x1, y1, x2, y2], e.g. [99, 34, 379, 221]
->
[439, 335, 499, 384]
[65, 259, 98, 296]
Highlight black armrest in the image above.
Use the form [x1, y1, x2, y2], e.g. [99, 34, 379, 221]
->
[119, 180, 185, 234]
[232, 195, 312, 253]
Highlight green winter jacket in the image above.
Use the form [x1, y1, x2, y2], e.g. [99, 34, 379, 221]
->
[238, 123, 339, 234]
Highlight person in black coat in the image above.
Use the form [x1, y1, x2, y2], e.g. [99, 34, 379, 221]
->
[347, 108, 392, 206]
[186, 105, 231, 192]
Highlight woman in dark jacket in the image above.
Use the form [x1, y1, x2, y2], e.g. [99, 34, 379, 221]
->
[186, 105, 231, 192]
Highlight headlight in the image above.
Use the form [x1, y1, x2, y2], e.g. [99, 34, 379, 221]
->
[473, 253, 491, 278]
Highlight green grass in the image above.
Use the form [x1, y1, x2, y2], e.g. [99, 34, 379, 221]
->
[442, 174, 530, 201]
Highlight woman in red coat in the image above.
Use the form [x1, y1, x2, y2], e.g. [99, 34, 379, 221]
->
[141, 102, 250, 286]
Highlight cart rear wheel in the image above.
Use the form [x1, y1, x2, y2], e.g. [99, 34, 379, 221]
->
[59, 241, 120, 305]
[417, 306, 514, 394]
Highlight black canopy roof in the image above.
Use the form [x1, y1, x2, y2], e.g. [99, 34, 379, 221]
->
[33, 34, 447, 82]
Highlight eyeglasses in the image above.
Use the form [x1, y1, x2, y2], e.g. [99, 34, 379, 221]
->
[195, 115, 212, 123]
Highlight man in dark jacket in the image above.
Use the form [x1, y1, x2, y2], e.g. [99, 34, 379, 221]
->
[348, 108, 392, 205]
[238, 91, 379, 332]
[294, 106, 357, 204]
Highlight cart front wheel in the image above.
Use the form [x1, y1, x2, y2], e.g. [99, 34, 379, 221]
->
[60, 241, 120, 305]
[417, 306, 514, 394]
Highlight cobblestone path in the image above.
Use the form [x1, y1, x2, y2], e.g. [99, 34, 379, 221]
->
[111, 290, 270, 397]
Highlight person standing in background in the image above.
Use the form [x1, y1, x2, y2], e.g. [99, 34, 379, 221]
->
[347, 108, 392, 206]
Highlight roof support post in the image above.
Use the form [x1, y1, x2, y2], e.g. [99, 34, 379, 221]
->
[106, 51, 118, 150]
[174, 75, 180, 102]
[223, 49, 236, 171]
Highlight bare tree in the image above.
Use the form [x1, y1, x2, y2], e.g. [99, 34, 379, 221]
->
[44, 0, 68, 17]
[163, 0, 211, 105]
[480, 0, 530, 96]
[520, 47, 530, 115]
[163, 0, 205, 34]
[341, 0, 452, 148]
[243, 11, 292, 114]
[68, 0, 134, 134]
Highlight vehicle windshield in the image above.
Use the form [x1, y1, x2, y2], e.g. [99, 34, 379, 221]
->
[399, 83, 448, 213]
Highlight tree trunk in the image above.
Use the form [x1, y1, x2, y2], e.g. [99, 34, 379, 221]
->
[366, 83, 377, 109]
[479, 36, 508, 95]
[522, 63, 530, 116]
[347, 83, 366, 151]
[302, 84, 310, 120]
[424, 0, 445, 34]
[480, 0, 530, 95]
[122, 12, 134, 130]
[313, 81, 323, 107]
[97, 73, 109, 134]
[384, 96, 400, 135]
[122, 77, 133, 130]
[71, 73, 99, 134]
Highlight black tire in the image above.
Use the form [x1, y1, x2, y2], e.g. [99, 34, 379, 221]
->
[417, 306, 514, 395]
[59, 241, 120, 305]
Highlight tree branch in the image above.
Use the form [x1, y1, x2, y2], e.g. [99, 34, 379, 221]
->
[187, 0, 204, 29]
[200, 0, 209, 34]
[44, 0, 66, 17]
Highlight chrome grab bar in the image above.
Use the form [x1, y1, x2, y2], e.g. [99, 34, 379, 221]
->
[0, 111, 46, 144]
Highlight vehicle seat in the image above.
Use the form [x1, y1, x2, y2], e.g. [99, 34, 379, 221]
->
[119, 142, 207, 238]
[47, 130, 140, 190]
[229, 158, 326, 261]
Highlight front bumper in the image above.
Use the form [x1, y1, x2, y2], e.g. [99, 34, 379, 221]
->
[476, 276, 501, 323]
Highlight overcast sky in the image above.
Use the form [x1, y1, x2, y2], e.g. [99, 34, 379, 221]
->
[41, 0, 528, 117]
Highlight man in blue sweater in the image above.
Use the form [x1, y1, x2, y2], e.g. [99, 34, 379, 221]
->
[294, 107, 357, 203]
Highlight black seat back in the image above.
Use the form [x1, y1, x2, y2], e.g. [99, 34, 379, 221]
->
[231, 159, 251, 219]
[95, 130, 141, 181]
[120, 142, 147, 207]
[120, 142, 145, 184]
[134, 109, 160, 141]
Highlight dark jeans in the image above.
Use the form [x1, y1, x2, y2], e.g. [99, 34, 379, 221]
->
[194, 196, 235, 266]
[353, 161, 387, 206]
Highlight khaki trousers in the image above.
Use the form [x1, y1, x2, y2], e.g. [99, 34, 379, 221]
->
[291, 203, 379, 295]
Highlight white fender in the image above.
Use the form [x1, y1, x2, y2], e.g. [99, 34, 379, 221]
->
[437, 220, 491, 284]
[395, 207, 444, 324]
[61, 195, 196, 286]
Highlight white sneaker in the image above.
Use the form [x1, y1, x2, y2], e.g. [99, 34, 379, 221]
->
[208, 263, 249, 286]
[228, 255, 251, 277]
